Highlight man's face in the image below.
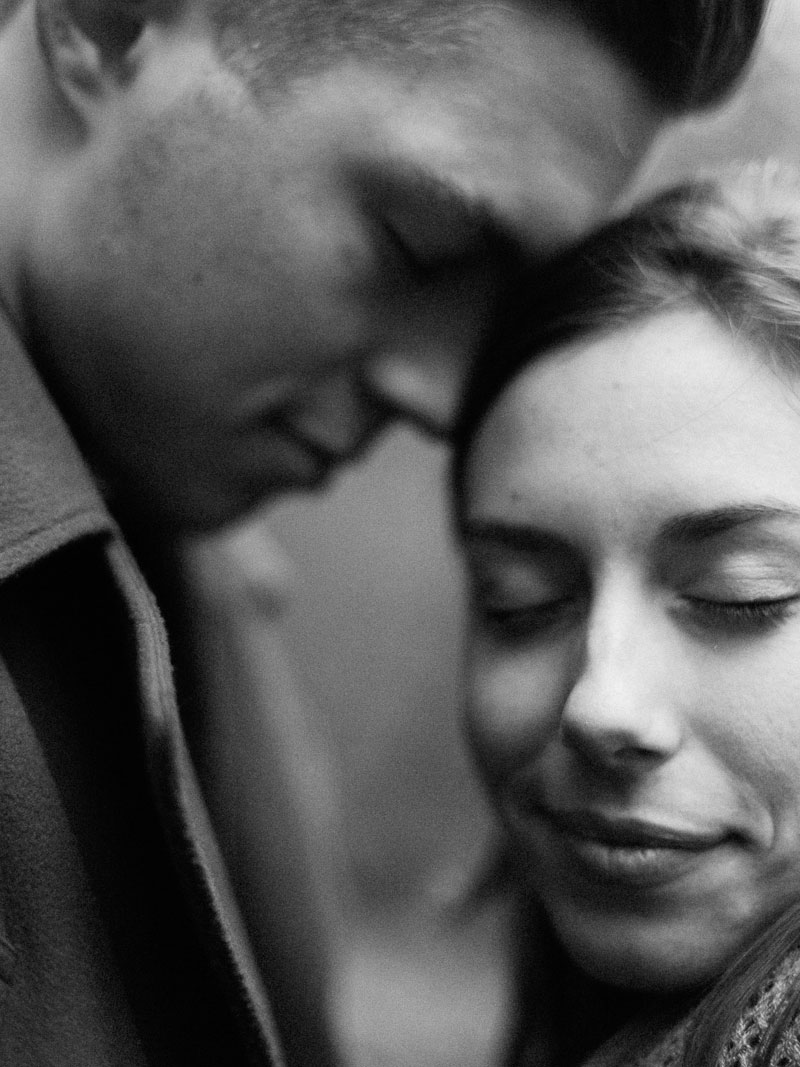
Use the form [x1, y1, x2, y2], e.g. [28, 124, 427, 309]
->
[29, 2, 660, 530]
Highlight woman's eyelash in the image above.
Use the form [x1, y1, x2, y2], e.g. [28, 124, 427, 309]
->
[684, 596, 800, 629]
[478, 598, 577, 639]
[481, 595, 800, 639]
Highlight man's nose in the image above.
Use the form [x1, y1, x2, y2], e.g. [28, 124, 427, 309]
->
[291, 372, 387, 454]
[559, 593, 684, 775]
[361, 256, 497, 438]
[361, 344, 470, 439]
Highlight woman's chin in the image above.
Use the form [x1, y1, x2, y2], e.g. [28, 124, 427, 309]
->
[548, 909, 735, 995]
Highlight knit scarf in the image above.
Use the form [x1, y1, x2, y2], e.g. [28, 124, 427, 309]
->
[585, 947, 800, 1067]
[511, 920, 800, 1067]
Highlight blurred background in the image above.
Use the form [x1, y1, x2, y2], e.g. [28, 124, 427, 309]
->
[227, 4, 800, 1063]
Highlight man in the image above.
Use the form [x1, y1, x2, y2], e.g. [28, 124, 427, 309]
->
[0, 0, 767, 1064]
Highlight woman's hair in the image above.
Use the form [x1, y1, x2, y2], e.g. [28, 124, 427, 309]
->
[451, 165, 800, 1066]
[452, 165, 800, 527]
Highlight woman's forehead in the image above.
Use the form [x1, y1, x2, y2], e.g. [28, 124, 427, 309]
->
[465, 306, 800, 536]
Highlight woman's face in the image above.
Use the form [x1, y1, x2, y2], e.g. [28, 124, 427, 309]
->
[462, 306, 800, 992]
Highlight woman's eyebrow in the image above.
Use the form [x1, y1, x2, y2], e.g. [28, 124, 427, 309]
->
[462, 520, 569, 554]
[658, 504, 800, 546]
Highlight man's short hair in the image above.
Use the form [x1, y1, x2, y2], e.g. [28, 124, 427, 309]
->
[210, 0, 768, 114]
[1, 0, 768, 116]
[563, 0, 768, 112]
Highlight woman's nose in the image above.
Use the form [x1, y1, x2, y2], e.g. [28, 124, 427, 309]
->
[559, 597, 684, 774]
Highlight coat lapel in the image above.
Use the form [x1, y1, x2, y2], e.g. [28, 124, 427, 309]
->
[105, 537, 284, 1067]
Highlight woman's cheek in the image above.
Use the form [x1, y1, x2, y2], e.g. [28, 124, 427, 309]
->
[688, 641, 800, 793]
[465, 639, 567, 784]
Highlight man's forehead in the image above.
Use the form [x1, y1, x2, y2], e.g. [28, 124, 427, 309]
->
[259, 1, 661, 255]
[378, 7, 662, 252]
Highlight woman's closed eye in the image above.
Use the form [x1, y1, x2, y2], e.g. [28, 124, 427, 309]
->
[477, 596, 581, 640]
[471, 572, 584, 640]
[465, 539, 585, 643]
[671, 551, 800, 635]
[681, 594, 800, 633]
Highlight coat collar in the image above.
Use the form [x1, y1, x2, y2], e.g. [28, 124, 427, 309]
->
[0, 308, 112, 581]
[0, 310, 282, 1063]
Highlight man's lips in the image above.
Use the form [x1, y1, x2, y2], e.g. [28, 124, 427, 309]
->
[273, 419, 376, 475]
[258, 421, 351, 487]
[275, 423, 342, 465]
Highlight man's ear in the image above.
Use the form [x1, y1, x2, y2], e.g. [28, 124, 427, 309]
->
[35, 0, 178, 118]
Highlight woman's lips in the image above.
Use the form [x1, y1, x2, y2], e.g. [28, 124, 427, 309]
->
[507, 801, 731, 888]
[550, 809, 725, 850]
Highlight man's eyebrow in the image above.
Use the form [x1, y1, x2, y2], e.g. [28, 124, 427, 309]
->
[359, 159, 527, 258]
[658, 504, 800, 545]
[461, 520, 569, 554]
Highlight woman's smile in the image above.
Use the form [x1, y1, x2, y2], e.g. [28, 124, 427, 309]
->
[462, 306, 800, 989]
[504, 798, 734, 889]
[451, 169, 800, 1060]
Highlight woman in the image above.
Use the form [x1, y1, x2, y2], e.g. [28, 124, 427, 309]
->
[450, 169, 800, 1067]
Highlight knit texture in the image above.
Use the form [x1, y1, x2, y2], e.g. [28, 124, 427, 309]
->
[589, 950, 800, 1067]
